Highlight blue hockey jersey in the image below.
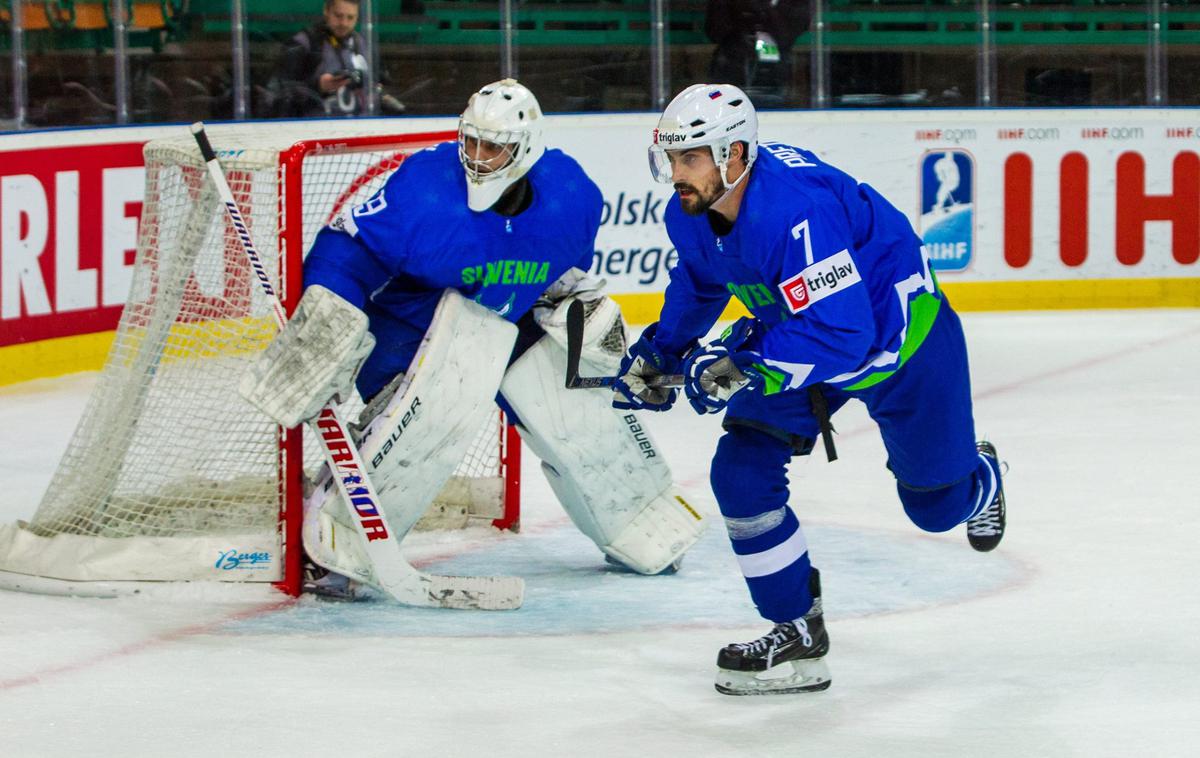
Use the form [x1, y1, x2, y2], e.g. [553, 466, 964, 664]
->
[655, 141, 945, 394]
[304, 141, 603, 397]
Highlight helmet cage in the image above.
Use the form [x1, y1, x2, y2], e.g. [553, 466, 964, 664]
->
[458, 120, 529, 185]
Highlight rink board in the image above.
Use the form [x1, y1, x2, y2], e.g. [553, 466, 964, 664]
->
[1, 109, 1197, 384]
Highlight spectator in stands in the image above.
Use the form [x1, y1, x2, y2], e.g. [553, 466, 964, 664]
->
[272, 0, 410, 117]
[704, 0, 809, 107]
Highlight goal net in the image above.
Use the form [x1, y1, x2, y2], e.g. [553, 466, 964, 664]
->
[0, 128, 520, 597]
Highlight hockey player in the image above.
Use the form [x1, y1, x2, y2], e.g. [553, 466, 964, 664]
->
[240, 79, 705, 598]
[614, 83, 1006, 695]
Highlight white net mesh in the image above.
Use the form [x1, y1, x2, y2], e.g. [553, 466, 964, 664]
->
[2, 130, 512, 586]
[29, 144, 281, 540]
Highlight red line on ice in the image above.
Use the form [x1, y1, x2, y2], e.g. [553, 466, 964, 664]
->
[0, 597, 296, 692]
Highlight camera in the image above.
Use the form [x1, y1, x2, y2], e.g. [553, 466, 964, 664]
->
[333, 69, 365, 90]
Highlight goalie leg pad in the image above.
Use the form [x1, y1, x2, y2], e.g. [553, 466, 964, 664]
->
[501, 334, 706, 575]
[304, 290, 518, 581]
[303, 481, 376, 586]
[601, 488, 706, 574]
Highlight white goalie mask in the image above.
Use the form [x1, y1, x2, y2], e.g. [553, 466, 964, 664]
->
[648, 83, 758, 191]
[458, 79, 546, 211]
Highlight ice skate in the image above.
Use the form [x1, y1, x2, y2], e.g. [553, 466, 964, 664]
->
[302, 556, 364, 601]
[968, 441, 1006, 552]
[715, 569, 831, 695]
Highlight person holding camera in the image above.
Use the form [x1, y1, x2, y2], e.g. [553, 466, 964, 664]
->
[276, 0, 377, 117]
[704, 0, 809, 107]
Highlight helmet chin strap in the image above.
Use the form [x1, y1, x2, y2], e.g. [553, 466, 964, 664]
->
[719, 158, 751, 191]
[710, 161, 751, 216]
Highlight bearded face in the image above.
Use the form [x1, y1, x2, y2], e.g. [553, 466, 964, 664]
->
[666, 147, 742, 216]
[674, 169, 726, 216]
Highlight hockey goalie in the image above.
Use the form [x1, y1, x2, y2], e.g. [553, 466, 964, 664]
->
[238, 79, 706, 601]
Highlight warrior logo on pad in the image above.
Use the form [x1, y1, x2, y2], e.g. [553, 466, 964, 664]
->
[778, 250, 861, 313]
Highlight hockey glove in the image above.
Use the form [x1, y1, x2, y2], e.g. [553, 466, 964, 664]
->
[613, 323, 681, 412]
[532, 267, 606, 326]
[681, 318, 764, 415]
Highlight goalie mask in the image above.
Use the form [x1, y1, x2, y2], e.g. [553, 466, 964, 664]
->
[648, 83, 758, 192]
[458, 79, 546, 211]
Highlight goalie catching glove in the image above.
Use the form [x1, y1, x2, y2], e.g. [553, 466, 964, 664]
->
[681, 318, 764, 415]
[239, 285, 375, 427]
[532, 267, 628, 370]
[532, 267, 607, 326]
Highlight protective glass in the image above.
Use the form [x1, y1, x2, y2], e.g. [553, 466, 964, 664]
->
[647, 145, 674, 184]
[647, 142, 730, 185]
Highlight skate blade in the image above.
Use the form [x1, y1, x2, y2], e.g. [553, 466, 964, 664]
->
[714, 657, 832, 696]
[302, 581, 364, 602]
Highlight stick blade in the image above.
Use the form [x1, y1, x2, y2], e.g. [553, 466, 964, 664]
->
[565, 298, 585, 388]
[426, 575, 525, 610]
[370, 557, 526, 610]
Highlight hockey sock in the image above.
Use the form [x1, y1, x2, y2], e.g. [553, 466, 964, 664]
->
[897, 451, 998, 532]
[711, 428, 816, 622]
[965, 449, 1002, 521]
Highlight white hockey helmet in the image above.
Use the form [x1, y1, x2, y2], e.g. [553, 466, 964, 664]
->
[458, 79, 546, 211]
[648, 83, 758, 190]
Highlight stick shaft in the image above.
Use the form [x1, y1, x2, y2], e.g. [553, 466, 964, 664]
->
[565, 299, 682, 389]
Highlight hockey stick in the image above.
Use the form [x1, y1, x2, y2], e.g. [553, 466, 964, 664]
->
[564, 299, 683, 390]
[191, 123, 522, 610]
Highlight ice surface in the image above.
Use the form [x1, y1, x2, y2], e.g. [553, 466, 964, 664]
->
[1, 310, 1198, 757]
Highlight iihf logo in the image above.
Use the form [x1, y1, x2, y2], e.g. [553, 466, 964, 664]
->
[919, 149, 975, 272]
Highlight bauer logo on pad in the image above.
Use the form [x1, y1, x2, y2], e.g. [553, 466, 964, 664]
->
[778, 250, 861, 314]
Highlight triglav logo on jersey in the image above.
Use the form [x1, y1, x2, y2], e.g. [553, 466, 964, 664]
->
[777, 250, 861, 314]
[918, 149, 974, 272]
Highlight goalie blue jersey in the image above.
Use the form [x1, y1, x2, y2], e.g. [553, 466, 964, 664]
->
[303, 141, 602, 398]
[655, 141, 945, 394]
